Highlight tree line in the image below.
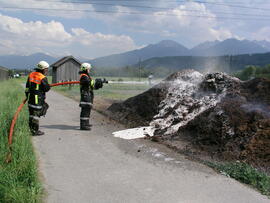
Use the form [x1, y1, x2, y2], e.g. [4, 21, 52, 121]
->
[234, 64, 270, 80]
[91, 66, 175, 78]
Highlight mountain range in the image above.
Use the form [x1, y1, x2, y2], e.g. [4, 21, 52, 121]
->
[1, 38, 270, 70]
[89, 38, 270, 68]
[0, 53, 57, 70]
[134, 52, 270, 74]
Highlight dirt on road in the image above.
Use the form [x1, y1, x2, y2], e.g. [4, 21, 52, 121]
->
[33, 90, 269, 203]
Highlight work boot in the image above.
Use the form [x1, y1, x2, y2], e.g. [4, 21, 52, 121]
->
[80, 120, 91, 131]
[80, 125, 91, 130]
[33, 130, 45, 136]
[85, 120, 92, 127]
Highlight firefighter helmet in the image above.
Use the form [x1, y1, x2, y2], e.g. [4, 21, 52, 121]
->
[36, 61, 49, 70]
[80, 63, 92, 71]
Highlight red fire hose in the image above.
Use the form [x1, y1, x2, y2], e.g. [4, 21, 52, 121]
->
[50, 81, 80, 87]
[5, 81, 80, 163]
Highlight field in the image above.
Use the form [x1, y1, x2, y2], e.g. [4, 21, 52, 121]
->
[0, 79, 42, 202]
[54, 77, 157, 112]
[16, 75, 157, 111]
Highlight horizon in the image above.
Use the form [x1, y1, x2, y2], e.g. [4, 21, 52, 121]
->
[0, 1, 270, 59]
[1, 37, 270, 60]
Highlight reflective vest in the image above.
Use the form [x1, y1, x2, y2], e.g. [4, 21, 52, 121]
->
[28, 72, 46, 106]
[29, 72, 45, 85]
[80, 73, 95, 88]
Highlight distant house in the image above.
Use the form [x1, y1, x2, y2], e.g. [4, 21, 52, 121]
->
[51, 56, 81, 83]
[0, 66, 9, 81]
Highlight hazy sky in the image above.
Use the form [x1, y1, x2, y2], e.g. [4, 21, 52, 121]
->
[0, 0, 270, 59]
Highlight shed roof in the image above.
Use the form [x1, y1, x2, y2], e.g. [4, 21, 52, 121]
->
[0, 66, 9, 71]
[50, 56, 81, 68]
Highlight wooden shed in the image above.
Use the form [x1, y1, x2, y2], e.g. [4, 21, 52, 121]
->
[51, 56, 81, 83]
[0, 66, 9, 81]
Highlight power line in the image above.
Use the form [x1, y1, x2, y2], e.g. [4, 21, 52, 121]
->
[54, 0, 270, 11]
[49, 0, 270, 18]
[191, 0, 270, 11]
[1, 5, 270, 21]
[24, 0, 270, 19]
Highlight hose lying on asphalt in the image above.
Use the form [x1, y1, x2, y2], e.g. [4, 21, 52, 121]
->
[5, 81, 80, 163]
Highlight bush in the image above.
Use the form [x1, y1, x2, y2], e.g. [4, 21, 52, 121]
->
[234, 65, 270, 80]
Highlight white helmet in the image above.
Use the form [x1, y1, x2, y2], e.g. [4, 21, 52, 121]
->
[36, 61, 49, 70]
[80, 62, 92, 71]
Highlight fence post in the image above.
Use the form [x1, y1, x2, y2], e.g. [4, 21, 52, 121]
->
[69, 78, 72, 90]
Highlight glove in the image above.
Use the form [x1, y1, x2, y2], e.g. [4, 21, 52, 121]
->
[94, 79, 103, 89]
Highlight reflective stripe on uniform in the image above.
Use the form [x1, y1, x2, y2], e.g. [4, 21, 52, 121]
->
[28, 104, 42, 109]
[90, 80, 95, 88]
[80, 117, 89, 120]
[36, 84, 39, 90]
[80, 102, 93, 106]
[80, 73, 89, 79]
[35, 95, 38, 104]
[29, 78, 41, 84]
[29, 115, 39, 120]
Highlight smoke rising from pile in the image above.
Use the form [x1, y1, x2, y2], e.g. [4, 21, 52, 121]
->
[241, 103, 270, 118]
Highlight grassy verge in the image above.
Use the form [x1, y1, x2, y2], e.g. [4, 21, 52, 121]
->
[54, 82, 151, 114]
[97, 76, 149, 82]
[206, 161, 270, 196]
[0, 79, 42, 202]
[54, 82, 151, 101]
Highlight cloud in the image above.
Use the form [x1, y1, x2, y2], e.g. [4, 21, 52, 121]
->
[0, 0, 238, 46]
[71, 28, 139, 57]
[252, 27, 270, 41]
[0, 13, 72, 55]
[0, 0, 93, 19]
[0, 14, 72, 41]
[94, 2, 235, 46]
[0, 13, 138, 58]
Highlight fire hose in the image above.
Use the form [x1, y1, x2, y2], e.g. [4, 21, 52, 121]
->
[5, 81, 80, 163]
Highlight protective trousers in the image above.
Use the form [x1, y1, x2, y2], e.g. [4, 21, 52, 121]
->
[29, 107, 41, 134]
[80, 91, 93, 129]
[28, 102, 49, 134]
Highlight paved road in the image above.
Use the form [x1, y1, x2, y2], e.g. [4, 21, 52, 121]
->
[33, 90, 269, 203]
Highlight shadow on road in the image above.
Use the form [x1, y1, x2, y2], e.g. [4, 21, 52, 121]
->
[41, 125, 80, 130]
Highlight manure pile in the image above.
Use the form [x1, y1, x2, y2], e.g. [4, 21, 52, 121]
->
[108, 70, 270, 167]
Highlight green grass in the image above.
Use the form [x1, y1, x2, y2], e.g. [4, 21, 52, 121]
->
[55, 82, 151, 101]
[96, 83, 150, 100]
[0, 79, 42, 202]
[99, 76, 148, 82]
[11, 76, 28, 84]
[207, 161, 270, 196]
[98, 76, 161, 82]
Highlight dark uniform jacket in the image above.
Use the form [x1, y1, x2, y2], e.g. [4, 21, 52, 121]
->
[25, 71, 50, 110]
[79, 72, 94, 106]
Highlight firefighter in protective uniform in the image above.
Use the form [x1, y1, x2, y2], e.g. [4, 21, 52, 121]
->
[79, 63, 103, 130]
[25, 61, 51, 136]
